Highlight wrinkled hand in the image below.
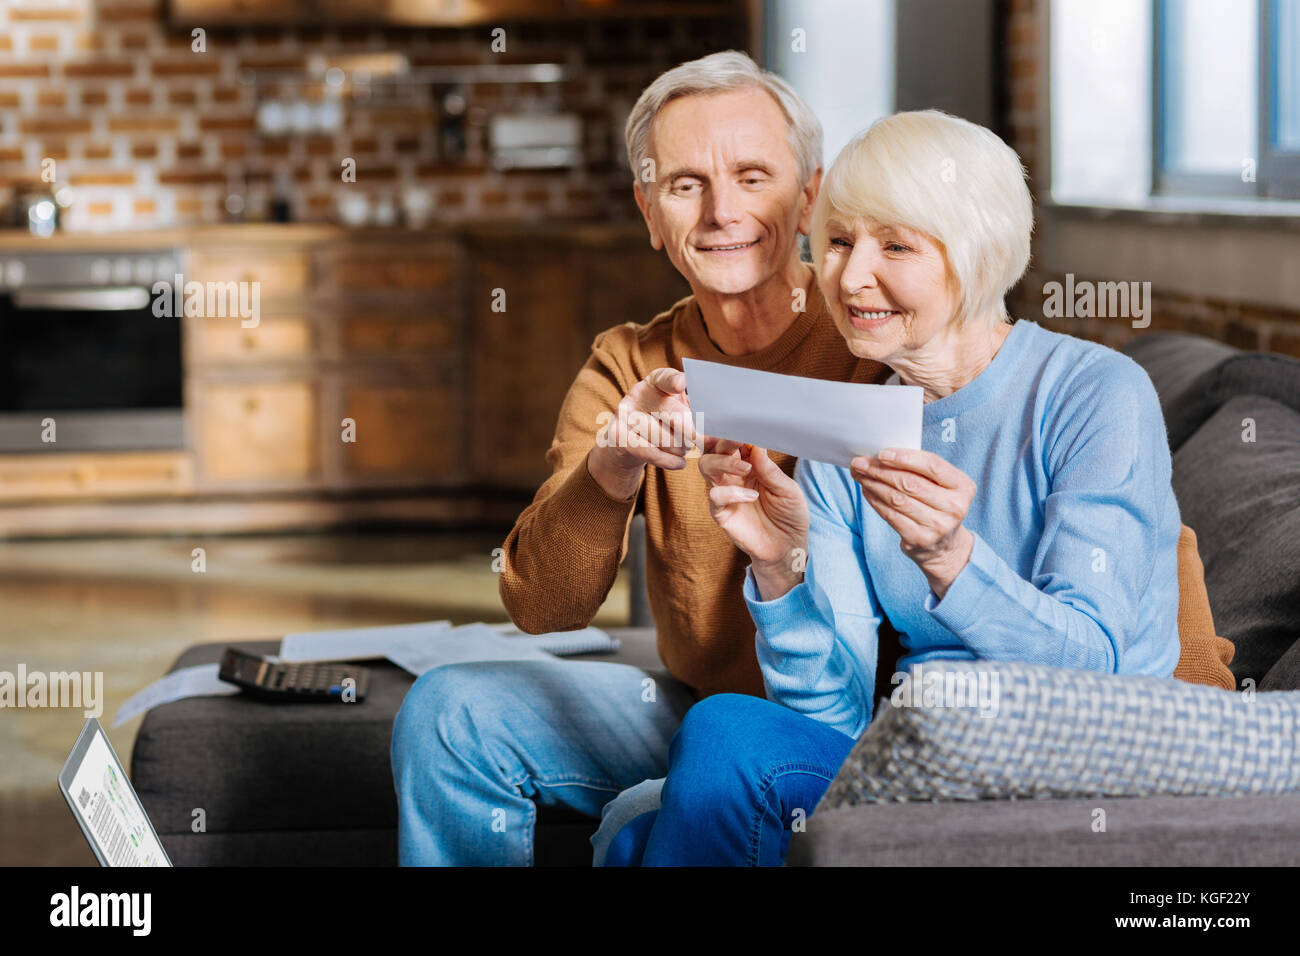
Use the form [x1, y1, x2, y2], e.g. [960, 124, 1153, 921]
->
[850, 448, 976, 600]
[699, 440, 809, 600]
[589, 368, 697, 499]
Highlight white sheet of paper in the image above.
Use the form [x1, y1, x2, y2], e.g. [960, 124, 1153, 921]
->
[281, 621, 621, 677]
[384, 624, 552, 675]
[279, 621, 452, 662]
[111, 663, 240, 728]
[683, 358, 923, 468]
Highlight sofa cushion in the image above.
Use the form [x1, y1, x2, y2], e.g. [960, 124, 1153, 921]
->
[817, 660, 1300, 810]
[788, 793, 1300, 866]
[1171, 394, 1300, 684]
[1121, 332, 1241, 448]
[1163, 351, 1300, 450]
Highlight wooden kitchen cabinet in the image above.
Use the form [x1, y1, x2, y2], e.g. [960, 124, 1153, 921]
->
[331, 374, 463, 487]
[464, 228, 690, 490]
[465, 235, 586, 489]
[194, 379, 320, 486]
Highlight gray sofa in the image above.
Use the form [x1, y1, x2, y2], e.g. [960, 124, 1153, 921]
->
[131, 329, 1300, 865]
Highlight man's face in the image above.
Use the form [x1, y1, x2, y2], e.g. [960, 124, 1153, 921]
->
[635, 88, 817, 297]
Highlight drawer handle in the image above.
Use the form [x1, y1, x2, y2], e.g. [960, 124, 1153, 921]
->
[242, 332, 258, 350]
[244, 396, 259, 413]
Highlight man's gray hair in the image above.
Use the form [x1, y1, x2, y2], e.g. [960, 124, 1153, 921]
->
[624, 50, 823, 189]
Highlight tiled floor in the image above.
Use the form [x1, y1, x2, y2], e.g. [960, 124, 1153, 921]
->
[0, 529, 630, 866]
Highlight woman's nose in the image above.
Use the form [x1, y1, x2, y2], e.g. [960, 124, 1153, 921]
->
[841, 244, 880, 291]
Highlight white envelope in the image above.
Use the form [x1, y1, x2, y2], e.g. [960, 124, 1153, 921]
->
[682, 358, 923, 468]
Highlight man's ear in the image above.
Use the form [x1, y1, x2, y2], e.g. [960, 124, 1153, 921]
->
[797, 167, 824, 236]
[633, 182, 664, 250]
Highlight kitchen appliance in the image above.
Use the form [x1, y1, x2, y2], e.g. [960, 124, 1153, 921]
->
[0, 250, 185, 452]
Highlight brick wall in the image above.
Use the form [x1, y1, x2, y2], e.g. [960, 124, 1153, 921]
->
[0, 0, 744, 231]
[998, 0, 1300, 358]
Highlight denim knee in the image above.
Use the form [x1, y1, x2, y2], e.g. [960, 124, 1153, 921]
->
[391, 663, 496, 776]
[671, 693, 771, 754]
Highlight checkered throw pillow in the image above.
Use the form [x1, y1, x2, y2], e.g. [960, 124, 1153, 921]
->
[817, 660, 1300, 810]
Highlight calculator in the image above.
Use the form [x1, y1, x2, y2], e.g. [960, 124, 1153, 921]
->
[218, 648, 371, 703]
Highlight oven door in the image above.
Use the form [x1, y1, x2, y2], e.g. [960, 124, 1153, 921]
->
[0, 286, 184, 452]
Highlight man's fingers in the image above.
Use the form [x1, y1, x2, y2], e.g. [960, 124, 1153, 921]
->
[646, 367, 687, 397]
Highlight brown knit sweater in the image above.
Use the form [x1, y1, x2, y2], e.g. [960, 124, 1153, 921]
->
[500, 285, 1236, 697]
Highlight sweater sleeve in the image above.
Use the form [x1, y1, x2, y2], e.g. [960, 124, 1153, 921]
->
[923, 354, 1178, 674]
[498, 328, 644, 633]
[743, 457, 883, 738]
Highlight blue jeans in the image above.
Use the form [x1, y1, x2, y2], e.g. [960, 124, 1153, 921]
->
[390, 659, 696, 865]
[601, 693, 857, 866]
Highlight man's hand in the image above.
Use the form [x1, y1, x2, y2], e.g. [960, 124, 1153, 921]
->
[699, 441, 810, 601]
[850, 448, 976, 601]
[588, 368, 697, 500]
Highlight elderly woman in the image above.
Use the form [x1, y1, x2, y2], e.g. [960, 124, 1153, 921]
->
[598, 109, 1182, 866]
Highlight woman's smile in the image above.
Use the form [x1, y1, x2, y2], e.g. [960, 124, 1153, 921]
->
[846, 305, 900, 330]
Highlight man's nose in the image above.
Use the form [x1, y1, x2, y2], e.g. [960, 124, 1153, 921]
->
[702, 180, 742, 227]
[841, 243, 880, 292]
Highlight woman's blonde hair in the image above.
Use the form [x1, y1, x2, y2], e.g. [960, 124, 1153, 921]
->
[810, 110, 1033, 328]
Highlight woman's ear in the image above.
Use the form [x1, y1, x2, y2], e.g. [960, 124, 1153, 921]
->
[797, 167, 824, 236]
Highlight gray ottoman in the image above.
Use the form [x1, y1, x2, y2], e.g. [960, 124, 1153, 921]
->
[130, 627, 662, 866]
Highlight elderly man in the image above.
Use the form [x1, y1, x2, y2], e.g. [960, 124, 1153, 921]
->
[390, 51, 892, 866]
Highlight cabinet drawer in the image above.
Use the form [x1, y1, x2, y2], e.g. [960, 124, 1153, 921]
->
[196, 381, 317, 484]
[315, 242, 459, 294]
[337, 313, 456, 356]
[192, 317, 314, 364]
[187, 248, 309, 310]
[0, 451, 193, 500]
[337, 380, 460, 483]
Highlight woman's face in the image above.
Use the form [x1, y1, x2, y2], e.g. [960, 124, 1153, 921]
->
[817, 215, 957, 363]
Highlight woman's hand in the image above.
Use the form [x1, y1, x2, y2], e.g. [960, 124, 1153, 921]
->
[699, 440, 810, 601]
[851, 448, 976, 601]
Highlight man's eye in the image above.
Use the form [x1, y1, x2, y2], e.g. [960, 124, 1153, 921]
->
[674, 182, 701, 194]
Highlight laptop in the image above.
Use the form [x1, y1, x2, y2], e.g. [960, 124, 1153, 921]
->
[58, 717, 172, 867]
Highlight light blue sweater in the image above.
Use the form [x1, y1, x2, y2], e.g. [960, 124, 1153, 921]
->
[743, 319, 1183, 738]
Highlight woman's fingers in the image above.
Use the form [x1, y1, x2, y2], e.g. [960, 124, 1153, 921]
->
[698, 448, 752, 487]
[709, 484, 760, 509]
[745, 445, 797, 494]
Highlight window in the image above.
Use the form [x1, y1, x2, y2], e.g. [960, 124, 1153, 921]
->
[762, 0, 895, 168]
[1051, 0, 1300, 204]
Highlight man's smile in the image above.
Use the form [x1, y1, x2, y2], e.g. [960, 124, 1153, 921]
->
[695, 238, 761, 253]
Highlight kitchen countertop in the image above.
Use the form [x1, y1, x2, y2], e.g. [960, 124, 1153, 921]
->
[0, 220, 650, 251]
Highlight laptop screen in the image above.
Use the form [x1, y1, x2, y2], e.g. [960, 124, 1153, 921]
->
[59, 719, 171, 867]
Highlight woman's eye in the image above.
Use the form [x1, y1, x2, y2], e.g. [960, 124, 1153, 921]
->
[829, 237, 851, 248]
[885, 242, 910, 253]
